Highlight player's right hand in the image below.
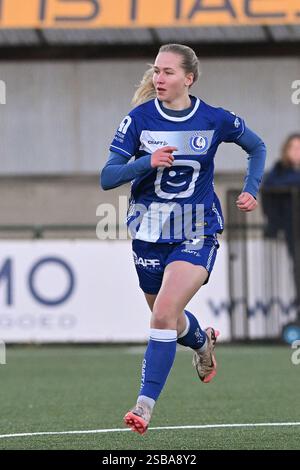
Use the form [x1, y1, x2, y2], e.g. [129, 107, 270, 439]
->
[150, 146, 177, 168]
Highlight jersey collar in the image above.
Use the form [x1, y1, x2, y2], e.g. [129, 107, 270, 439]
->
[154, 97, 200, 122]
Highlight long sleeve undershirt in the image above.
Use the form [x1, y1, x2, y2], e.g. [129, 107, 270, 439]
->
[100, 126, 266, 198]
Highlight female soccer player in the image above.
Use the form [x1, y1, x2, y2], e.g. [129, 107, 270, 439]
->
[100, 44, 266, 435]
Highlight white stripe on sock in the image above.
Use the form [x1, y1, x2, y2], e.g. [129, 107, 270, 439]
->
[177, 313, 190, 339]
[150, 328, 177, 342]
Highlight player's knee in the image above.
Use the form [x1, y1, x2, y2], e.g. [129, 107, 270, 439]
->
[152, 298, 178, 329]
[151, 315, 174, 329]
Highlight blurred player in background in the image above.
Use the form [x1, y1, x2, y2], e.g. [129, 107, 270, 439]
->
[101, 43, 266, 435]
[262, 134, 300, 320]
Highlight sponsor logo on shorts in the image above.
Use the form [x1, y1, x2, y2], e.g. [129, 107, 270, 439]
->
[133, 251, 160, 268]
[181, 249, 202, 257]
[181, 238, 204, 256]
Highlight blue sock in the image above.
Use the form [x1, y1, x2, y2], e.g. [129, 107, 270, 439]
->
[138, 329, 177, 405]
[177, 310, 207, 350]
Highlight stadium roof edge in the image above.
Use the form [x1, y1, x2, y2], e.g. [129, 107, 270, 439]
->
[0, 41, 299, 61]
[0, 25, 300, 46]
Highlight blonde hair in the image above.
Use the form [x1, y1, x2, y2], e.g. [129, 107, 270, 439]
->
[132, 43, 200, 106]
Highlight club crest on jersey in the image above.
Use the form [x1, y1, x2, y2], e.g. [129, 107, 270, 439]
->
[189, 135, 209, 153]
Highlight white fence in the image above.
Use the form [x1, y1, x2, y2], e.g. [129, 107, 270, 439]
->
[0, 239, 297, 343]
[0, 240, 229, 342]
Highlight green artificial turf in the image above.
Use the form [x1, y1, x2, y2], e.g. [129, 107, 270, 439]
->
[0, 345, 299, 450]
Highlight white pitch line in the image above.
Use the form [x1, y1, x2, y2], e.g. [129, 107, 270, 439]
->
[0, 422, 300, 439]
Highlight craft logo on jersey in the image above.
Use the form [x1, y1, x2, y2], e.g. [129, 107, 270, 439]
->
[148, 140, 168, 146]
[189, 135, 209, 153]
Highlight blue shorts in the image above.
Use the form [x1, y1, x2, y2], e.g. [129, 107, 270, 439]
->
[132, 235, 219, 295]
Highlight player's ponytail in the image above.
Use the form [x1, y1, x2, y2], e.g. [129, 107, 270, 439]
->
[132, 66, 156, 106]
[132, 44, 200, 106]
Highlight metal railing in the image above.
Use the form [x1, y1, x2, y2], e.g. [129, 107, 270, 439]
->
[227, 188, 300, 340]
[0, 224, 97, 239]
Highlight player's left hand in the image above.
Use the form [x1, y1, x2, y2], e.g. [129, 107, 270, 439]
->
[236, 192, 258, 212]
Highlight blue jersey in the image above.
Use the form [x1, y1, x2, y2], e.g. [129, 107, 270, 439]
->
[110, 96, 245, 243]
